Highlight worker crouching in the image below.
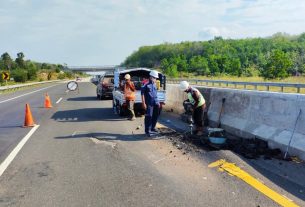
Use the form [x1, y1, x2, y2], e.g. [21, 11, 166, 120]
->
[180, 81, 206, 136]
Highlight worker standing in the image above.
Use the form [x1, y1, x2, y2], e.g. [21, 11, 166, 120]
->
[141, 70, 160, 137]
[180, 81, 206, 135]
[123, 74, 136, 120]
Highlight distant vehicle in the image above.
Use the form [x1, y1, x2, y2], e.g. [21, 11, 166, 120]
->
[91, 75, 101, 85]
[112, 68, 166, 116]
[96, 73, 114, 99]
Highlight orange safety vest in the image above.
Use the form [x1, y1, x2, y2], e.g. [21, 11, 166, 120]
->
[124, 82, 136, 101]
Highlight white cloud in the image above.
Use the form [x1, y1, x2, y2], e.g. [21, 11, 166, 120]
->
[0, 0, 305, 65]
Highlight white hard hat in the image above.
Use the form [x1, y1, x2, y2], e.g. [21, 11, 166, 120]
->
[124, 74, 131, 79]
[179, 81, 189, 91]
[149, 70, 159, 78]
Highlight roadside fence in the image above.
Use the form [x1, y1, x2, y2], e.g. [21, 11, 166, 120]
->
[167, 79, 305, 94]
[0, 80, 62, 92]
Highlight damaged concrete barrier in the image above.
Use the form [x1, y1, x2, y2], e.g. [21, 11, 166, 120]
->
[164, 84, 305, 160]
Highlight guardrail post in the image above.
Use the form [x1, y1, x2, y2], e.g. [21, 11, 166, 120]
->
[281, 86, 284, 92]
[226, 83, 228, 87]
[254, 85, 257, 90]
[267, 86, 270, 91]
[244, 84, 246, 89]
[297, 87, 300, 93]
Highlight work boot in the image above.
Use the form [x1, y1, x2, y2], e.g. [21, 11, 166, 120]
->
[150, 129, 159, 134]
[195, 127, 203, 136]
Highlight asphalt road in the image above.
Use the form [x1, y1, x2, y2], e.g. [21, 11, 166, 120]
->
[0, 81, 304, 207]
[0, 82, 67, 164]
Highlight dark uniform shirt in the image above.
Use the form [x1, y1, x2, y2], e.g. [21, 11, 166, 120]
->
[141, 80, 159, 106]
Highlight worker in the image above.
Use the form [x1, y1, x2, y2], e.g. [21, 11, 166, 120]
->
[123, 74, 136, 120]
[179, 81, 206, 135]
[141, 70, 160, 137]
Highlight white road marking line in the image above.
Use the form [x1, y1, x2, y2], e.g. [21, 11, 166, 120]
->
[0, 125, 40, 177]
[56, 97, 63, 104]
[72, 131, 88, 137]
[0, 85, 58, 104]
[154, 157, 166, 164]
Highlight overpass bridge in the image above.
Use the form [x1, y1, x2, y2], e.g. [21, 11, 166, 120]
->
[67, 65, 118, 73]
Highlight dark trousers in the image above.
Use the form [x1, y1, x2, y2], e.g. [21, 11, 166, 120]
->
[145, 105, 159, 133]
[193, 106, 203, 128]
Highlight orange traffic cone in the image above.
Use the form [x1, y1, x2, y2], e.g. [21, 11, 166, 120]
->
[23, 104, 35, 127]
[44, 93, 53, 108]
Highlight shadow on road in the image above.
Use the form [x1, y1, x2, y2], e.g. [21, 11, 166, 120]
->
[67, 96, 101, 101]
[54, 131, 163, 142]
[51, 107, 124, 122]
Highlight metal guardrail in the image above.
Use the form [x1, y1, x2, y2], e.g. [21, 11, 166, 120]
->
[167, 79, 305, 93]
[0, 80, 62, 92]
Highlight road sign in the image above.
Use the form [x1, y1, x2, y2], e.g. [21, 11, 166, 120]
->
[67, 81, 78, 91]
[2, 72, 9, 80]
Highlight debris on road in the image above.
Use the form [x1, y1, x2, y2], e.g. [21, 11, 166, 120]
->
[158, 125, 303, 163]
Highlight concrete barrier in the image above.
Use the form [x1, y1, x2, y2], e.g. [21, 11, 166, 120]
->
[164, 84, 305, 160]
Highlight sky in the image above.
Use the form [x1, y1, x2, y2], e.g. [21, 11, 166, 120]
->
[1, 0, 305, 66]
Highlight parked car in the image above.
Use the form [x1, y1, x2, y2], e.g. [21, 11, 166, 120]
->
[112, 68, 166, 116]
[96, 73, 114, 99]
[91, 75, 102, 85]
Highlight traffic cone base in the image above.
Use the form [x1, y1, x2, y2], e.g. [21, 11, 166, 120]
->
[44, 93, 53, 108]
[23, 104, 35, 127]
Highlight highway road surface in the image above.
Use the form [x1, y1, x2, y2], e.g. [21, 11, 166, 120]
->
[0, 81, 304, 207]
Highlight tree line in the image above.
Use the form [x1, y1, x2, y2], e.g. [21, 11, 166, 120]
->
[0, 52, 73, 83]
[123, 32, 305, 79]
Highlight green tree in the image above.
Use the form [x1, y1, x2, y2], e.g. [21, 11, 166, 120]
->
[262, 50, 292, 79]
[1, 52, 13, 72]
[122, 32, 305, 78]
[230, 58, 242, 76]
[15, 52, 25, 68]
[208, 55, 220, 75]
[160, 58, 169, 73]
[26, 62, 38, 80]
[165, 64, 178, 77]
[189, 55, 209, 75]
[12, 69, 27, 82]
[41, 63, 48, 69]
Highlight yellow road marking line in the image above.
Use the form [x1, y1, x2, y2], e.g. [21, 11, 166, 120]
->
[209, 159, 299, 207]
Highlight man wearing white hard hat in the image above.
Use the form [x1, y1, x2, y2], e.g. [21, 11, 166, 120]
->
[141, 70, 160, 137]
[180, 81, 206, 135]
[123, 74, 136, 120]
